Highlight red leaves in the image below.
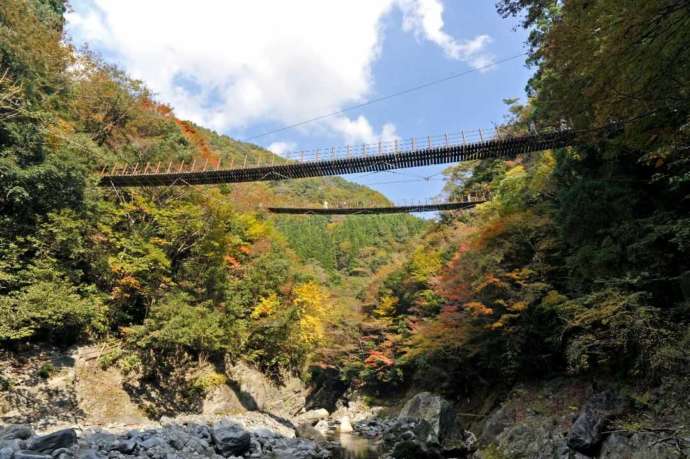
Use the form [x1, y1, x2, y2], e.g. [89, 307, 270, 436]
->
[364, 350, 394, 368]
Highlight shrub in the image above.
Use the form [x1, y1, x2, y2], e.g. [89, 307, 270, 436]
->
[0, 279, 105, 343]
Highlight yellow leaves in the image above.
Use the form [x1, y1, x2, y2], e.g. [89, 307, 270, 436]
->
[508, 301, 528, 312]
[292, 281, 331, 348]
[297, 314, 324, 347]
[410, 247, 442, 282]
[488, 314, 519, 330]
[543, 290, 567, 306]
[251, 293, 279, 320]
[293, 281, 327, 316]
[465, 301, 493, 317]
[374, 295, 398, 318]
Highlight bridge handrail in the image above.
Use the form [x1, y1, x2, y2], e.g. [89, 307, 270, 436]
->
[268, 192, 492, 211]
[100, 126, 570, 178]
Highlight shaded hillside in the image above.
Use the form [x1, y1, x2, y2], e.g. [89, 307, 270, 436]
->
[341, 0, 690, 409]
[0, 0, 426, 415]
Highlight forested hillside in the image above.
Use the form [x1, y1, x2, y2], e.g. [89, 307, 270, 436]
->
[1, 1, 689, 451]
[342, 0, 690, 403]
[0, 0, 427, 412]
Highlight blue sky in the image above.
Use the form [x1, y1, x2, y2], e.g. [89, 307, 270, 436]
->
[65, 1, 531, 205]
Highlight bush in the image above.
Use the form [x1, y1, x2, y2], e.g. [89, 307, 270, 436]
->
[128, 293, 237, 356]
[37, 362, 55, 379]
[0, 279, 105, 343]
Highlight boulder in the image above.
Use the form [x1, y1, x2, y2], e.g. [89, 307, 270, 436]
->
[295, 423, 327, 443]
[111, 438, 137, 454]
[383, 418, 434, 447]
[225, 360, 307, 416]
[399, 392, 455, 443]
[0, 448, 14, 459]
[392, 439, 444, 459]
[14, 452, 52, 459]
[296, 408, 329, 424]
[313, 420, 330, 436]
[0, 425, 34, 441]
[26, 429, 77, 454]
[202, 384, 246, 416]
[599, 431, 689, 458]
[567, 391, 630, 456]
[339, 416, 353, 433]
[211, 424, 251, 456]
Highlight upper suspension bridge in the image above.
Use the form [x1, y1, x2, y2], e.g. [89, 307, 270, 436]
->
[98, 126, 580, 188]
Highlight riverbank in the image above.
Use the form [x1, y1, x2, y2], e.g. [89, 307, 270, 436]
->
[1, 344, 689, 458]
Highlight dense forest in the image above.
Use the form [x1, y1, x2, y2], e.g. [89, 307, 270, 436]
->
[0, 0, 689, 436]
[0, 0, 428, 410]
[339, 0, 690, 398]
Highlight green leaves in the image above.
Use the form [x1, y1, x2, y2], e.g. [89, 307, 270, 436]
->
[0, 279, 105, 342]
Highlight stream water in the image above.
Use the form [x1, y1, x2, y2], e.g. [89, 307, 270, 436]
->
[330, 432, 380, 459]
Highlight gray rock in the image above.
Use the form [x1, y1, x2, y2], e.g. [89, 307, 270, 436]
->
[76, 449, 102, 459]
[295, 423, 327, 443]
[211, 425, 250, 456]
[478, 405, 511, 445]
[0, 447, 14, 459]
[0, 439, 24, 452]
[391, 439, 443, 459]
[567, 391, 629, 455]
[138, 437, 163, 450]
[50, 448, 72, 458]
[27, 430, 77, 454]
[111, 439, 136, 454]
[297, 409, 329, 424]
[383, 418, 434, 447]
[399, 392, 455, 443]
[599, 431, 689, 458]
[0, 425, 34, 441]
[14, 452, 53, 459]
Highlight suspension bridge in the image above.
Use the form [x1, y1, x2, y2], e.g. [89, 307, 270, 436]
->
[98, 127, 579, 188]
[267, 193, 489, 215]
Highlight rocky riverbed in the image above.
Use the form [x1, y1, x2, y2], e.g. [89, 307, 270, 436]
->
[2, 346, 689, 458]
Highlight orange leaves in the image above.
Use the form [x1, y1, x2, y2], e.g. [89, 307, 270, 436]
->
[174, 119, 220, 164]
[224, 255, 241, 269]
[464, 301, 494, 317]
[111, 275, 141, 301]
[364, 350, 394, 368]
[476, 274, 510, 294]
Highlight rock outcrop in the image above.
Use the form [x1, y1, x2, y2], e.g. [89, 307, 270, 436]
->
[225, 360, 308, 417]
[567, 391, 630, 455]
[399, 392, 455, 443]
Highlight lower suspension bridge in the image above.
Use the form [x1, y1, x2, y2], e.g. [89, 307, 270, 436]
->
[267, 193, 489, 215]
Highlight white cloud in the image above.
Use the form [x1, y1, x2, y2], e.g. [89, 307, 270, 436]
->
[329, 116, 399, 145]
[65, 0, 492, 140]
[267, 141, 297, 157]
[398, 0, 493, 69]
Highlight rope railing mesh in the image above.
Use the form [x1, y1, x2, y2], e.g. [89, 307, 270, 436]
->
[266, 193, 490, 215]
[98, 127, 579, 187]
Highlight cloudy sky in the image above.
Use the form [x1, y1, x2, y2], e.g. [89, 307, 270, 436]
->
[65, 0, 530, 204]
